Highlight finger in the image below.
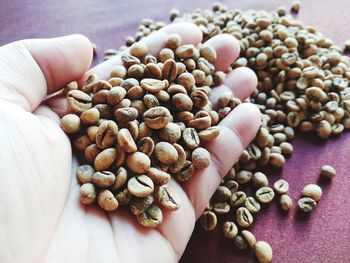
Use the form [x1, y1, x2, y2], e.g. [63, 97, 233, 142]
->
[204, 34, 240, 71]
[182, 103, 261, 217]
[89, 22, 202, 80]
[0, 34, 92, 111]
[209, 67, 257, 109]
[45, 96, 70, 118]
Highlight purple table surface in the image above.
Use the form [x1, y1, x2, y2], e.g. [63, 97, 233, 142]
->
[1, 0, 350, 262]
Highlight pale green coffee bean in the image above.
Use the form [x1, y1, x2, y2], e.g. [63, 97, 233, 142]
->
[214, 186, 232, 201]
[254, 241, 273, 263]
[222, 221, 238, 239]
[230, 191, 246, 207]
[301, 184, 322, 201]
[79, 183, 96, 205]
[213, 202, 230, 214]
[256, 187, 275, 203]
[279, 194, 292, 211]
[242, 230, 256, 247]
[137, 204, 163, 228]
[298, 197, 317, 212]
[236, 207, 253, 228]
[245, 197, 261, 214]
[273, 179, 289, 194]
[252, 172, 269, 188]
[236, 170, 253, 184]
[320, 165, 336, 178]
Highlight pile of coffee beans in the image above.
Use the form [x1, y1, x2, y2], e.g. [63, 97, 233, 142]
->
[60, 34, 239, 228]
[98, 2, 346, 262]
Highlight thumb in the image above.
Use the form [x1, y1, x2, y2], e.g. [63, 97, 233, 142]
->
[0, 34, 92, 112]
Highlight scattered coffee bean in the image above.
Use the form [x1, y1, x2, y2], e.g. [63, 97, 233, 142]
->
[256, 187, 275, 204]
[241, 230, 257, 248]
[156, 184, 181, 211]
[236, 207, 254, 228]
[302, 184, 322, 201]
[222, 221, 238, 239]
[98, 189, 119, 211]
[273, 179, 289, 194]
[298, 197, 317, 212]
[320, 165, 336, 178]
[254, 241, 273, 263]
[137, 204, 163, 228]
[234, 235, 248, 250]
[200, 211, 217, 231]
[127, 175, 154, 198]
[279, 194, 292, 211]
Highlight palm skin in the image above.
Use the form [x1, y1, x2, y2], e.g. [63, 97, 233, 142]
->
[0, 23, 260, 263]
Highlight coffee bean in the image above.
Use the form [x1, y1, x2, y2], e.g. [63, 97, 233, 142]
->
[213, 202, 230, 214]
[61, 114, 81, 134]
[273, 179, 289, 194]
[154, 142, 178, 165]
[156, 184, 181, 211]
[117, 128, 137, 153]
[115, 189, 131, 206]
[269, 153, 285, 167]
[67, 90, 92, 114]
[162, 59, 177, 81]
[234, 235, 248, 250]
[279, 194, 292, 211]
[298, 197, 317, 212]
[172, 93, 193, 112]
[214, 186, 231, 201]
[236, 207, 253, 228]
[77, 164, 95, 184]
[177, 72, 195, 90]
[137, 204, 163, 228]
[168, 143, 186, 173]
[190, 90, 209, 109]
[254, 241, 273, 263]
[175, 161, 195, 181]
[94, 148, 117, 171]
[96, 120, 119, 149]
[84, 144, 100, 164]
[62, 81, 78, 95]
[98, 189, 119, 211]
[129, 42, 148, 58]
[199, 211, 217, 231]
[165, 34, 181, 49]
[92, 171, 115, 188]
[80, 108, 100, 125]
[126, 152, 151, 174]
[252, 172, 269, 188]
[143, 106, 171, 129]
[115, 107, 138, 122]
[128, 175, 154, 198]
[236, 170, 252, 185]
[301, 184, 322, 201]
[130, 195, 154, 215]
[191, 147, 211, 169]
[222, 221, 238, 239]
[245, 197, 261, 213]
[188, 111, 212, 130]
[110, 65, 127, 79]
[225, 180, 239, 194]
[147, 167, 170, 185]
[256, 187, 275, 203]
[175, 44, 195, 59]
[111, 167, 128, 191]
[320, 165, 336, 178]
[79, 183, 96, 205]
[242, 230, 257, 248]
[230, 191, 247, 207]
[108, 87, 127, 106]
[183, 128, 200, 149]
[158, 123, 181, 143]
[121, 53, 140, 68]
[198, 126, 220, 141]
[199, 44, 217, 63]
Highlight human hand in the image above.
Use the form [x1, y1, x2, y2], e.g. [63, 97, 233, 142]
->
[0, 23, 260, 263]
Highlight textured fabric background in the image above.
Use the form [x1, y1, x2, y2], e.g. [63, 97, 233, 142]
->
[1, 0, 349, 262]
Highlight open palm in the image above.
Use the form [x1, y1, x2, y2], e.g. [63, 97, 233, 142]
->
[0, 23, 260, 263]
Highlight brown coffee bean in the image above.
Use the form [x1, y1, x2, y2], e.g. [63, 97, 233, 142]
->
[79, 183, 96, 205]
[115, 107, 138, 122]
[110, 65, 127, 79]
[128, 175, 154, 198]
[143, 106, 171, 129]
[74, 135, 91, 152]
[136, 204, 163, 228]
[167, 84, 187, 95]
[140, 78, 166, 92]
[198, 126, 220, 141]
[162, 59, 177, 81]
[144, 63, 162, 79]
[199, 211, 217, 231]
[84, 144, 100, 164]
[98, 189, 119, 211]
[172, 93, 193, 111]
[256, 186, 275, 203]
[165, 33, 181, 49]
[159, 123, 181, 143]
[92, 80, 112, 94]
[80, 108, 100, 125]
[67, 90, 92, 113]
[117, 128, 137, 153]
[130, 195, 154, 215]
[197, 57, 215, 74]
[156, 184, 181, 211]
[61, 114, 81, 134]
[147, 167, 170, 185]
[192, 147, 211, 169]
[121, 53, 140, 68]
[77, 164, 95, 184]
[188, 111, 212, 130]
[94, 148, 117, 171]
[96, 120, 119, 149]
[126, 152, 151, 174]
[143, 94, 159, 109]
[236, 207, 253, 228]
[154, 142, 179, 164]
[183, 128, 200, 149]
[168, 143, 186, 173]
